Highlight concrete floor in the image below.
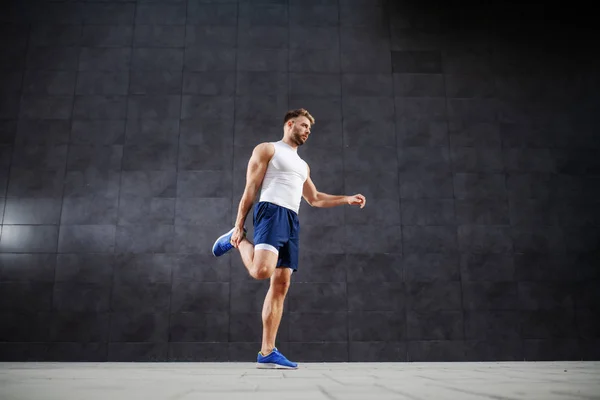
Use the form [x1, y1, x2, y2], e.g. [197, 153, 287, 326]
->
[0, 362, 598, 400]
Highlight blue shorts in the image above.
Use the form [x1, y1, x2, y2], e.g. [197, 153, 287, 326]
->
[253, 201, 300, 272]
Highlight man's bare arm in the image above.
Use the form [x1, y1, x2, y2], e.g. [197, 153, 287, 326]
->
[234, 143, 274, 229]
[302, 166, 366, 208]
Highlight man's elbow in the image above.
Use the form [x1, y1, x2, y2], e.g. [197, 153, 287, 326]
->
[241, 184, 259, 203]
[305, 194, 321, 207]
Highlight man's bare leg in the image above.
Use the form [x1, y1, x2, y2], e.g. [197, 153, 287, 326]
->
[261, 267, 292, 355]
[237, 238, 278, 280]
[237, 238, 255, 271]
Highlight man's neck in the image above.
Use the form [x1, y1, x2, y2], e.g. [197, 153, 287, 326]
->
[281, 137, 298, 151]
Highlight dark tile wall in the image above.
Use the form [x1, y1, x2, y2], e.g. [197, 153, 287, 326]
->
[0, 0, 598, 362]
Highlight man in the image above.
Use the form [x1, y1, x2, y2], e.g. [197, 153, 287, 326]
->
[211, 108, 366, 369]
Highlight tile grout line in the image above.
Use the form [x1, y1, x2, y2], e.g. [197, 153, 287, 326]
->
[334, 0, 351, 363]
[494, 56, 524, 357]
[224, 0, 243, 359]
[50, 20, 82, 333]
[439, 41, 467, 353]
[385, 0, 409, 362]
[166, 0, 189, 362]
[105, 2, 137, 362]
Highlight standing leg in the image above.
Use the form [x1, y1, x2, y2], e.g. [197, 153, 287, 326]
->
[255, 209, 298, 368]
[261, 267, 292, 355]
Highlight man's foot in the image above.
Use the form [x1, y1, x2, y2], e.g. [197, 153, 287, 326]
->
[211, 227, 245, 257]
[256, 347, 298, 369]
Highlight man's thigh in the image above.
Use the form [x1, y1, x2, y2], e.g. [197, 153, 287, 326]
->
[253, 247, 280, 276]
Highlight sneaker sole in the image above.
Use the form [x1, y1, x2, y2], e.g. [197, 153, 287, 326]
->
[256, 362, 298, 370]
[211, 227, 235, 257]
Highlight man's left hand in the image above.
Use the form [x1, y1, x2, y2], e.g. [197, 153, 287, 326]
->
[347, 194, 366, 208]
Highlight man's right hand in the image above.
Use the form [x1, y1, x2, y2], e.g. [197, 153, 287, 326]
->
[230, 226, 245, 248]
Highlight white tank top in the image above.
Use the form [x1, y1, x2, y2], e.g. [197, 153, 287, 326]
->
[259, 140, 308, 214]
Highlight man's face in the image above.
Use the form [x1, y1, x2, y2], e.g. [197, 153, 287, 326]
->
[289, 116, 311, 146]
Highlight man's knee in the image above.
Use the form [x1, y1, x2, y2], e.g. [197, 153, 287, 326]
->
[250, 263, 272, 280]
[270, 268, 292, 295]
[250, 247, 278, 280]
[272, 275, 290, 292]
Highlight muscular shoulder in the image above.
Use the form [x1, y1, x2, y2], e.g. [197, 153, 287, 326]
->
[253, 142, 275, 160]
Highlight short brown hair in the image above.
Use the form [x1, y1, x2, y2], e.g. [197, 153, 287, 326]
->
[284, 108, 315, 125]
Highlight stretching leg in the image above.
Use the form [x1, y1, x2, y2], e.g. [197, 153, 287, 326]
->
[237, 238, 279, 280]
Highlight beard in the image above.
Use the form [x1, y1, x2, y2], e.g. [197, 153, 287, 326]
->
[291, 129, 305, 146]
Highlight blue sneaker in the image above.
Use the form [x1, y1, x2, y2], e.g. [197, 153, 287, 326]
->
[211, 227, 245, 257]
[256, 347, 298, 369]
